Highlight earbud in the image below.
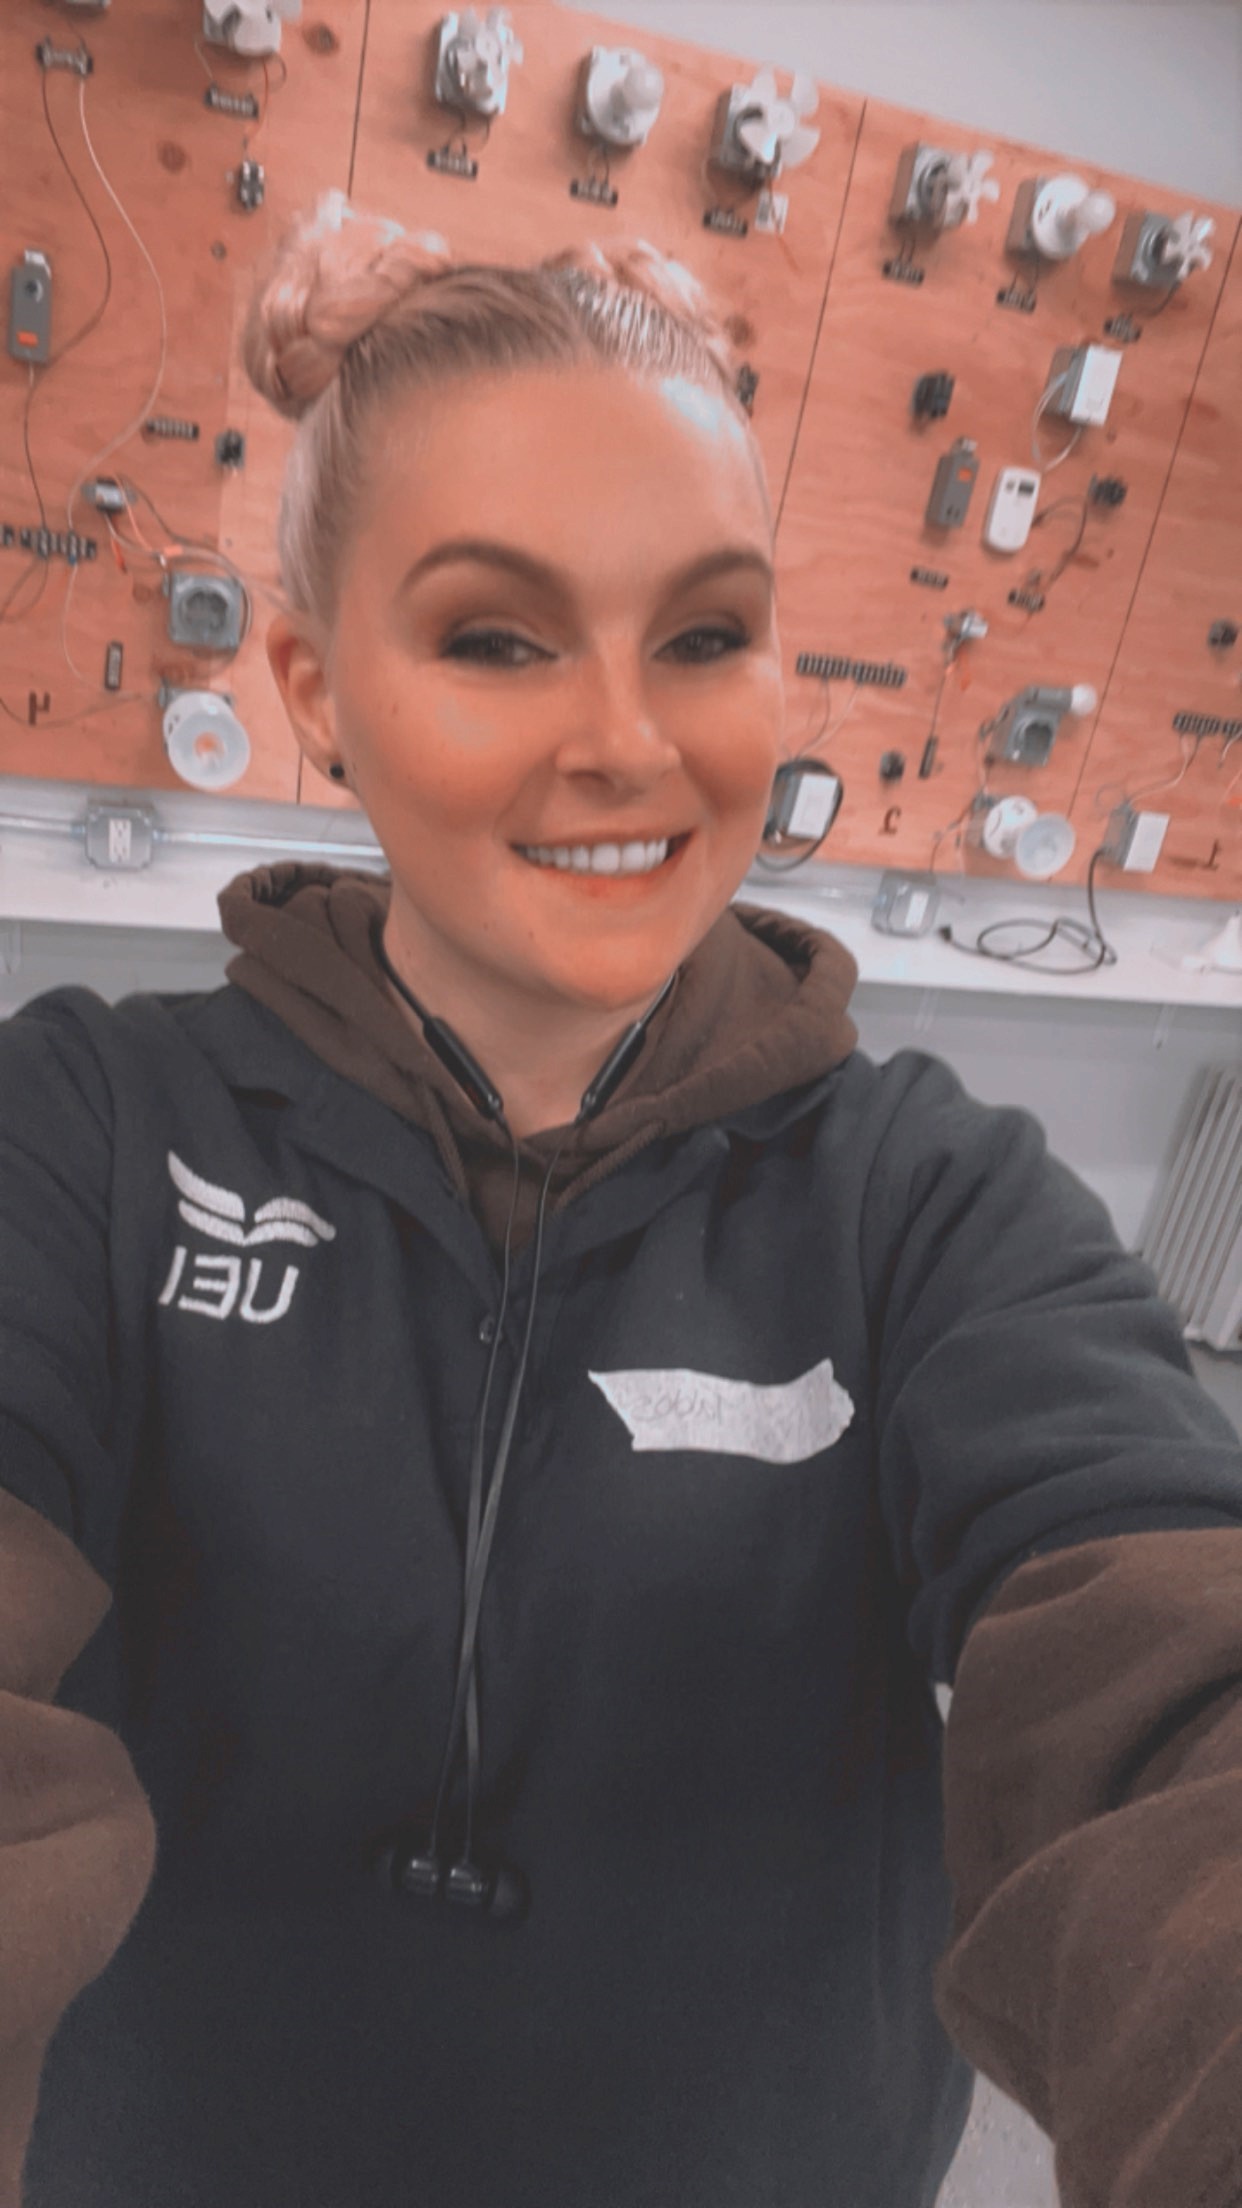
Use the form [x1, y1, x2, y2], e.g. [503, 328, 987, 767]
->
[374, 1830, 530, 1924]
[365, 955, 680, 1935]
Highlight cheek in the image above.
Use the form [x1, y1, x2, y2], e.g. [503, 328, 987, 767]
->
[432, 693, 494, 744]
[361, 692, 523, 832]
[711, 721, 782, 814]
[352, 662, 780, 832]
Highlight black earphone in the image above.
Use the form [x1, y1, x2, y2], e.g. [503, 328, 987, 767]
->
[370, 916, 680, 1926]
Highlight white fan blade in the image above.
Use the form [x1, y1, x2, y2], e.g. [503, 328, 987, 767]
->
[787, 70, 820, 120]
[778, 124, 821, 171]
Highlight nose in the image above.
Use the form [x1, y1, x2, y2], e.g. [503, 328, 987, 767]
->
[552, 648, 685, 782]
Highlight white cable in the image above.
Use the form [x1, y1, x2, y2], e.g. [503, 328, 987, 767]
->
[808, 683, 860, 757]
[1031, 372, 1082, 473]
[59, 72, 170, 691]
[1040, 423, 1084, 475]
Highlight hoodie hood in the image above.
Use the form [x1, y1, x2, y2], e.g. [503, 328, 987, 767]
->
[217, 861, 860, 1260]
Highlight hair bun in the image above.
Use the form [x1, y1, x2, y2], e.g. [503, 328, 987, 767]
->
[241, 190, 454, 421]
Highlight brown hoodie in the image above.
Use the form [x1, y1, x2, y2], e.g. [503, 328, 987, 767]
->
[216, 862, 864, 1262]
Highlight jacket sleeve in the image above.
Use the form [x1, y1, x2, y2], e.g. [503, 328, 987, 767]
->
[0, 995, 158, 2208]
[864, 1050, 1242, 2208]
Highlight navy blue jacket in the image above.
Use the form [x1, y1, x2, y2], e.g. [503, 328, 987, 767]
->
[3, 864, 1241, 2208]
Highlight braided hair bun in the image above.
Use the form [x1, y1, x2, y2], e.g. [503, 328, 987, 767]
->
[241, 190, 749, 424]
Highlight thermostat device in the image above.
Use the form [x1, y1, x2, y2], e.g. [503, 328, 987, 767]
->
[983, 466, 1041, 552]
[7, 249, 52, 365]
[1048, 343, 1122, 426]
[926, 437, 978, 528]
[766, 758, 843, 844]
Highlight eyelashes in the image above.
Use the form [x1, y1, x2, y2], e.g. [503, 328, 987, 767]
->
[443, 625, 750, 667]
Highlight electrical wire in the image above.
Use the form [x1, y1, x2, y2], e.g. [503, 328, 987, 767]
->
[1000, 252, 1041, 308]
[754, 630, 971, 878]
[921, 681, 1120, 974]
[436, 103, 492, 171]
[697, 151, 764, 223]
[39, 68, 169, 695]
[1031, 371, 1084, 473]
[1034, 496, 1090, 586]
[1013, 491, 1092, 614]
[0, 366, 51, 629]
[925, 644, 956, 741]
[195, 28, 286, 156]
[915, 564, 1144, 973]
[102, 499, 255, 650]
[0, 46, 115, 648]
[934, 844, 1119, 973]
[0, 52, 204, 727]
[39, 53, 113, 368]
[1091, 724, 1237, 819]
[249, 52, 287, 149]
[16, 53, 258, 694]
[115, 480, 257, 644]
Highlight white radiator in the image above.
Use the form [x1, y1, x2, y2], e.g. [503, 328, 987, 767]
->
[1136, 1065, 1242, 1356]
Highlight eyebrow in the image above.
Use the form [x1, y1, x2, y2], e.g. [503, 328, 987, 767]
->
[399, 537, 775, 599]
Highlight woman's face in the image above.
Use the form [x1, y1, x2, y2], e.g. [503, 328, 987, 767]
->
[269, 364, 787, 1044]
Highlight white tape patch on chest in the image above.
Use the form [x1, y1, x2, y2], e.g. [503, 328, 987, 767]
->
[588, 1358, 856, 1465]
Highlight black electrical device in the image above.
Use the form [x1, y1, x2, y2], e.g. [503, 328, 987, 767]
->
[912, 372, 954, 421]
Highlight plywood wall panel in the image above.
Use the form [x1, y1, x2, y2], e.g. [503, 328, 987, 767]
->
[770, 95, 1239, 899]
[1069, 225, 1242, 892]
[2, 0, 1237, 907]
[0, 0, 366, 799]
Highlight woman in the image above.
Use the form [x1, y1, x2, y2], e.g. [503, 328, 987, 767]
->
[3, 191, 1240, 2208]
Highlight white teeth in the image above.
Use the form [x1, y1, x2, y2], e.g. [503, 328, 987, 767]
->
[518, 839, 671, 875]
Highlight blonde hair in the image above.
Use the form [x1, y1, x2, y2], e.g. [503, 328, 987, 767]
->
[240, 191, 769, 637]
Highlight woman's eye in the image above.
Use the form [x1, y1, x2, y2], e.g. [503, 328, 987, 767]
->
[443, 626, 749, 666]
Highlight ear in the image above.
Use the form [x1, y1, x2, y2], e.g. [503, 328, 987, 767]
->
[266, 613, 341, 784]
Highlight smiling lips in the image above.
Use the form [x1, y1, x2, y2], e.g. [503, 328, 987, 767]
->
[514, 832, 693, 885]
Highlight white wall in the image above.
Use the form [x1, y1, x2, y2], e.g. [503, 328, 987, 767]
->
[558, 0, 1242, 204]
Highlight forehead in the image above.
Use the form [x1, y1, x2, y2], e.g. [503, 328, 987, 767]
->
[359, 367, 768, 552]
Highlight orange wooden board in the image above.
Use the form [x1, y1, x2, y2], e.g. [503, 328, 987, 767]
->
[772, 95, 1240, 900]
[1073, 224, 1242, 895]
[0, 0, 366, 799]
[1, 0, 1237, 907]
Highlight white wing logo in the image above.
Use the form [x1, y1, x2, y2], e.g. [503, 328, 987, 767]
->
[167, 1150, 337, 1249]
